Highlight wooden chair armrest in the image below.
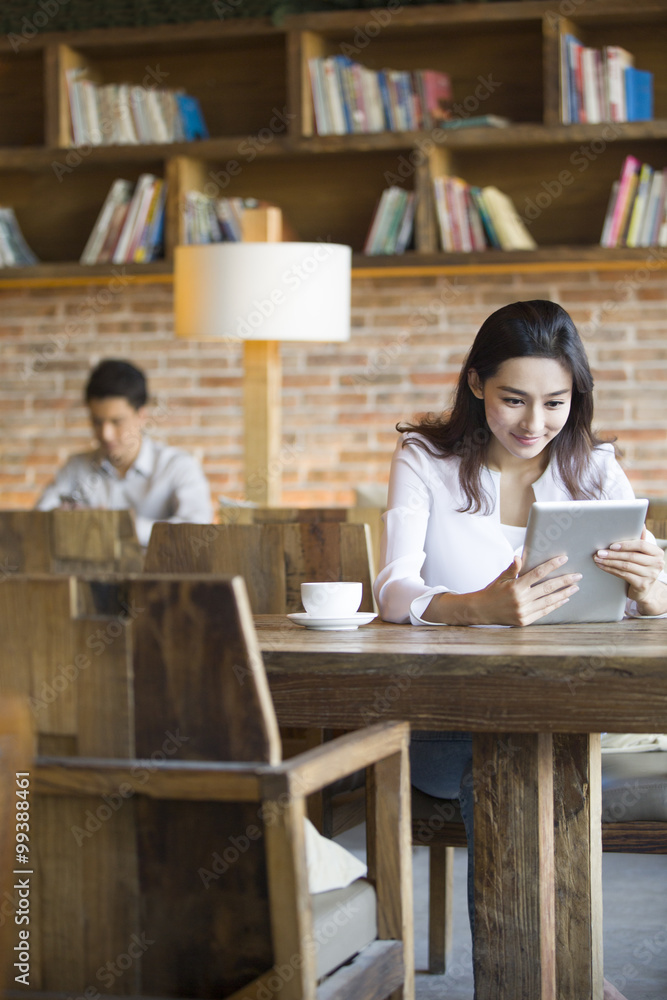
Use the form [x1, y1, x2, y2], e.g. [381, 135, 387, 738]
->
[34, 756, 268, 802]
[261, 720, 410, 799]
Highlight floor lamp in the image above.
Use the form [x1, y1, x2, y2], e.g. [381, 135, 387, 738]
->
[174, 241, 351, 505]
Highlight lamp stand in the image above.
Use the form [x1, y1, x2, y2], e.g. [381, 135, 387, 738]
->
[243, 340, 282, 506]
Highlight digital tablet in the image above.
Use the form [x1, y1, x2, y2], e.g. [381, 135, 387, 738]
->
[520, 499, 648, 624]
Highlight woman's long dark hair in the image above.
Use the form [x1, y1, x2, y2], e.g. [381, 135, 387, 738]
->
[398, 300, 608, 512]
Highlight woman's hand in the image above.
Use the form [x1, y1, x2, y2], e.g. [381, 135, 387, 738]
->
[472, 553, 582, 626]
[424, 553, 581, 626]
[593, 527, 667, 615]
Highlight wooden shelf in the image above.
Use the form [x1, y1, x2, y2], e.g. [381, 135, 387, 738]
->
[1, 0, 667, 275]
[1, 246, 665, 289]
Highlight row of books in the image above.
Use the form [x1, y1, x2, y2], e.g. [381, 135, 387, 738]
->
[309, 55, 453, 135]
[601, 155, 667, 248]
[182, 193, 271, 244]
[0, 208, 39, 268]
[363, 187, 415, 255]
[560, 37, 653, 124]
[80, 175, 166, 265]
[433, 177, 536, 252]
[66, 70, 209, 147]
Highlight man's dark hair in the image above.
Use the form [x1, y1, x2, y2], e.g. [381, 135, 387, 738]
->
[85, 359, 148, 410]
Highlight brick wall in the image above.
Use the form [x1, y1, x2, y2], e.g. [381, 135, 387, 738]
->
[2, 266, 667, 512]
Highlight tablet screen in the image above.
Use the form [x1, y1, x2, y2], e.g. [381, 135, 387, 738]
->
[521, 499, 648, 624]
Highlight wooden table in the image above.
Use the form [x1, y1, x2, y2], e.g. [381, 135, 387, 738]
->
[256, 615, 667, 1000]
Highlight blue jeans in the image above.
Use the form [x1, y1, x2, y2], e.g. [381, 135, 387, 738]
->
[410, 730, 475, 931]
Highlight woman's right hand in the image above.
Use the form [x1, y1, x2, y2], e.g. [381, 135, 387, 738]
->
[472, 553, 581, 626]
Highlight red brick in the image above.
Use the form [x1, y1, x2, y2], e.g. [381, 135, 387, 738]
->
[410, 372, 458, 385]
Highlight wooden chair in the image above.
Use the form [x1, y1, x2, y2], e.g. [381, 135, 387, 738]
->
[30, 574, 413, 1000]
[0, 509, 143, 574]
[145, 520, 375, 613]
[220, 505, 385, 579]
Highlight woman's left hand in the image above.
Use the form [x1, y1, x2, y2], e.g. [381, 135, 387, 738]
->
[593, 527, 667, 614]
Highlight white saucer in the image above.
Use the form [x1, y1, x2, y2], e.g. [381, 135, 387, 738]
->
[287, 612, 377, 631]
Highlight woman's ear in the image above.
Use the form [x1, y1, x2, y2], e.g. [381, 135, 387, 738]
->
[467, 369, 484, 399]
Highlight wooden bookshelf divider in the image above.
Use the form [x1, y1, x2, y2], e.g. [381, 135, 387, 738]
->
[0, 0, 666, 283]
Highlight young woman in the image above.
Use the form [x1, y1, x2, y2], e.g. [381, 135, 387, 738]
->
[373, 299, 667, 1000]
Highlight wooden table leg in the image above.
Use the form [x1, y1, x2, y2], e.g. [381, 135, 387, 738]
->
[553, 733, 603, 1000]
[472, 732, 556, 1000]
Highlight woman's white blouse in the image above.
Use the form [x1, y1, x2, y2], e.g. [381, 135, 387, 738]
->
[373, 434, 660, 625]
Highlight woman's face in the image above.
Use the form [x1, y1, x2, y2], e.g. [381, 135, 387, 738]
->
[468, 356, 573, 465]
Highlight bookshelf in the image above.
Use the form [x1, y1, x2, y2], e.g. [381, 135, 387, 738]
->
[1, 1, 667, 286]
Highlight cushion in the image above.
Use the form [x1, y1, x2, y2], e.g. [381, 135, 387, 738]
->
[601, 733, 667, 752]
[311, 878, 377, 980]
[304, 818, 367, 894]
[602, 751, 667, 822]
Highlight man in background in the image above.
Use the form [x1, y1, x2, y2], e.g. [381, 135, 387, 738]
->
[36, 358, 212, 546]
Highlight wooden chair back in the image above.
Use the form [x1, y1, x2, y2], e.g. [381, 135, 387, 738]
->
[131, 575, 281, 764]
[144, 521, 375, 613]
[219, 504, 385, 578]
[0, 574, 135, 758]
[0, 509, 143, 574]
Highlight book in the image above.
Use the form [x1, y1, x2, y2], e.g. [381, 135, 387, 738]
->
[80, 178, 133, 264]
[470, 186, 501, 248]
[322, 57, 347, 135]
[125, 177, 161, 260]
[115, 84, 140, 144]
[566, 34, 585, 123]
[309, 57, 330, 135]
[433, 177, 454, 251]
[640, 168, 667, 246]
[582, 48, 602, 125]
[625, 67, 653, 122]
[363, 187, 397, 254]
[625, 162, 653, 247]
[419, 69, 452, 127]
[433, 176, 491, 253]
[133, 180, 166, 261]
[144, 88, 170, 143]
[95, 199, 132, 263]
[560, 34, 578, 123]
[450, 177, 472, 252]
[394, 192, 416, 253]
[600, 180, 620, 247]
[0, 207, 39, 266]
[616, 170, 640, 247]
[466, 187, 487, 252]
[175, 93, 209, 141]
[605, 155, 641, 246]
[80, 78, 103, 145]
[363, 187, 414, 255]
[65, 67, 86, 145]
[112, 173, 158, 263]
[480, 186, 537, 250]
[605, 45, 634, 122]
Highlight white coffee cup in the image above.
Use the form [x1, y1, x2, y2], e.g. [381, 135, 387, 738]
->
[300, 581, 363, 618]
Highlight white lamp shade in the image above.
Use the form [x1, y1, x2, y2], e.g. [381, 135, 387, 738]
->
[174, 242, 351, 342]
